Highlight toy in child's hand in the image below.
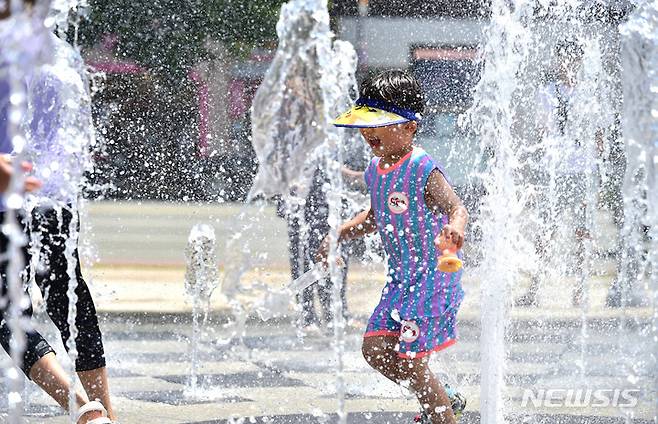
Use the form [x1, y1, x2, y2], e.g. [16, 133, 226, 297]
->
[436, 234, 462, 273]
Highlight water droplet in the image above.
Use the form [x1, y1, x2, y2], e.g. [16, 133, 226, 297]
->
[7, 391, 21, 404]
[6, 193, 23, 209]
[9, 92, 25, 105]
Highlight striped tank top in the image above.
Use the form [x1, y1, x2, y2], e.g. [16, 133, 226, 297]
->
[364, 147, 464, 319]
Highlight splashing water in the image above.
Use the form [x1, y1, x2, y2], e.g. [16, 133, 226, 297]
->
[619, 1, 658, 420]
[619, 1, 658, 303]
[1, 4, 54, 422]
[1, 0, 97, 420]
[24, 22, 97, 422]
[238, 0, 360, 422]
[464, 0, 533, 419]
[466, 0, 641, 420]
[249, 0, 351, 202]
[185, 223, 219, 303]
[184, 223, 219, 397]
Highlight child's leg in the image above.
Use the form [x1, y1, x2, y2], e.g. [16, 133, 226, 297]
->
[399, 356, 456, 424]
[29, 352, 89, 410]
[361, 335, 403, 383]
[572, 195, 590, 305]
[286, 211, 319, 327]
[31, 206, 116, 419]
[78, 367, 116, 421]
[29, 353, 106, 424]
[317, 262, 348, 324]
[362, 336, 456, 424]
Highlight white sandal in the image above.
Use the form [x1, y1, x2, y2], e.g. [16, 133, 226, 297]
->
[77, 400, 112, 424]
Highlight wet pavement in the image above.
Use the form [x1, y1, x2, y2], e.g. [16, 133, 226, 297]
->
[1, 309, 653, 423]
[0, 202, 655, 423]
[208, 414, 652, 424]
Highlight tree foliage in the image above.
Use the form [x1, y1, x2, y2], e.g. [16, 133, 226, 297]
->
[79, 0, 286, 81]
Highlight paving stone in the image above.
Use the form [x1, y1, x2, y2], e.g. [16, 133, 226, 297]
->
[156, 372, 307, 388]
[188, 412, 655, 424]
[124, 390, 251, 406]
[1, 313, 655, 423]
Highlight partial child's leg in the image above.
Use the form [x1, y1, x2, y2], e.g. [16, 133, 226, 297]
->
[286, 210, 319, 327]
[29, 353, 107, 424]
[362, 336, 456, 424]
[572, 228, 586, 305]
[361, 335, 405, 383]
[398, 356, 456, 424]
[515, 230, 548, 307]
[0, 319, 100, 422]
[78, 367, 116, 421]
[31, 206, 115, 420]
[318, 261, 349, 325]
[0, 212, 99, 423]
[573, 202, 590, 306]
[29, 352, 89, 411]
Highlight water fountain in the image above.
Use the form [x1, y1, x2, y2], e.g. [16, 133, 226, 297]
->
[618, 1, 658, 420]
[464, 0, 534, 419]
[223, 0, 361, 422]
[467, 0, 656, 421]
[1, 3, 54, 422]
[1, 0, 656, 421]
[184, 223, 219, 398]
[26, 7, 97, 421]
[211, 0, 372, 422]
[1, 0, 98, 421]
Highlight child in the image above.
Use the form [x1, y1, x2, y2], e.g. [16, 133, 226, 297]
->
[317, 70, 468, 423]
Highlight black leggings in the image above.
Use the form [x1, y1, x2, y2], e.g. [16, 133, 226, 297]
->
[0, 206, 106, 376]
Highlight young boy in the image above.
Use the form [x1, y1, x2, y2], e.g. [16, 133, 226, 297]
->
[317, 70, 468, 423]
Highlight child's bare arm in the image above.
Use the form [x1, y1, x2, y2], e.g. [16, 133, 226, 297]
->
[316, 208, 376, 263]
[424, 170, 469, 249]
[339, 208, 377, 241]
[341, 166, 366, 191]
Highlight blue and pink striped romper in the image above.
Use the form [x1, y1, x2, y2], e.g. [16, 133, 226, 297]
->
[363, 147, 464, 359]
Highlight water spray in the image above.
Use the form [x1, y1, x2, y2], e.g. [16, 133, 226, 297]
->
[184, 223, 219, 398]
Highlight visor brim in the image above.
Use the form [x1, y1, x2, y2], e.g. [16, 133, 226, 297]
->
[333, 105, 410, 129]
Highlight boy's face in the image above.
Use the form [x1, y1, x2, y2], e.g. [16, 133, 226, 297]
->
[359, 121, 417, 158]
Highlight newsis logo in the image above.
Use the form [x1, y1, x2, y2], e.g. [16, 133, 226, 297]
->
[521, 388, 640, 408]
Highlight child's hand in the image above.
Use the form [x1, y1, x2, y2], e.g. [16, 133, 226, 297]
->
[20, 161, 42, 192]
[315, 235, 331, 265]
[0, 158, 42, 193]
[435, 224, 464, 251]
[314, 235, 346, 268]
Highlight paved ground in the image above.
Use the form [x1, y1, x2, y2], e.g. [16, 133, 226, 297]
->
[0, 201, 655, 423]
[2, 311, 654, 423]
[77, 201, 290, 267]
[78, 200, 621, 269]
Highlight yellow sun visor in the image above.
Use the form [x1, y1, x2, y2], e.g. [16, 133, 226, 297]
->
[333, 98, 421, 128]
[333, 105, 410, 128]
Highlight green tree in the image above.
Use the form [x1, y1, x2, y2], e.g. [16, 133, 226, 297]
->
[79, 0, 286, 82]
